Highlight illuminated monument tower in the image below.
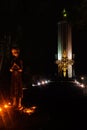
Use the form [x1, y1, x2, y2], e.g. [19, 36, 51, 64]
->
[56, 9, 74, 78]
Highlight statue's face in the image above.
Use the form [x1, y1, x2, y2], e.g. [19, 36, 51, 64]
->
[11, 48, 20, 57]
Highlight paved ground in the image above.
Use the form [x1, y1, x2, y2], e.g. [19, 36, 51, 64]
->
[0, 80, 87, 129]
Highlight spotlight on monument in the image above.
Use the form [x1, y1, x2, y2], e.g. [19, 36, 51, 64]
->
[55, 9, 74, 78]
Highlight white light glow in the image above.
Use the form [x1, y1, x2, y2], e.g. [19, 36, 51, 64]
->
[68, 65, 72, 78]
[32, 84, 35, 87]
[80, 84, 85, 88]
[74, 80, 80, 85]
[8, 102, 11, 105]
[67, 24, 72, 60]
[58, 23, 62, 60]
[58, 53, 62, 60]
[42, 81, 45, 85]
[81, 77, 84, 80]
[37, 82, 41, 86]
[68, 52, 72, 60]
[44, 80, 48, 84]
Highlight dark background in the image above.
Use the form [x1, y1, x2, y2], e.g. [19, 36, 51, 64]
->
[0, 0, 87, 77]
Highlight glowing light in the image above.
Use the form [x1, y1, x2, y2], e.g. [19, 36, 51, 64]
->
[11, 48, 20, 57]
[57, 51, 74, 77]
[63, 9, 66, 13]
[8, 102, 11, 105]
[4, 104, 8, 108]
[32, 84, 35, 87]
[37, 82, 41, 86]
[74, 80, 85, 88]
[67, 25, 72, 60]
[44, 80, 48, 84]
[81, 77, 84, 80]
[68, 52, 72, 60]
[74, 80, 80, 85]
[58, 23, 62, 60]
[68, 65, 72, 78]
[58, 54, 62, 60]
[64, 13, 67, 17]
[63, 9, 67, 17]
[56, 15, 74, 78]
[42, 81, 45, 85]
[31, 106, 36, 110]
[0, 107, 2, 112]
[19, 106, 23, 110]
[22, 87, 28, 90]
[80, 84, 85, 88]
[23, 106, 37, 115]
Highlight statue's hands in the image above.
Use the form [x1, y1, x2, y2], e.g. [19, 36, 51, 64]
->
[18, 69, 22, 72]
[10, 62, 22, 72]
[10, 68, 13, 72]
[13, 63, 20, 68]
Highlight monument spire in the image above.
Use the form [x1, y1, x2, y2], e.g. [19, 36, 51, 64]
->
[56, 9, 74, 78]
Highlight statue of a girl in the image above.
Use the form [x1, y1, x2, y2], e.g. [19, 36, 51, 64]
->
[10, 47, 23, 108]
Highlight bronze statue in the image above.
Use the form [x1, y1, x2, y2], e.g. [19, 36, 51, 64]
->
[10, 47, 23, 108]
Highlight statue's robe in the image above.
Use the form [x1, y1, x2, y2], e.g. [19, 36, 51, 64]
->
[10, 57, 23, 99]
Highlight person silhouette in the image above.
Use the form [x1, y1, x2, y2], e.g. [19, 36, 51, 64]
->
[10, 47, 23, 108]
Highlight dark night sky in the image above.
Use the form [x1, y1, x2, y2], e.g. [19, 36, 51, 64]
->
[0, 0, 87, 77]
